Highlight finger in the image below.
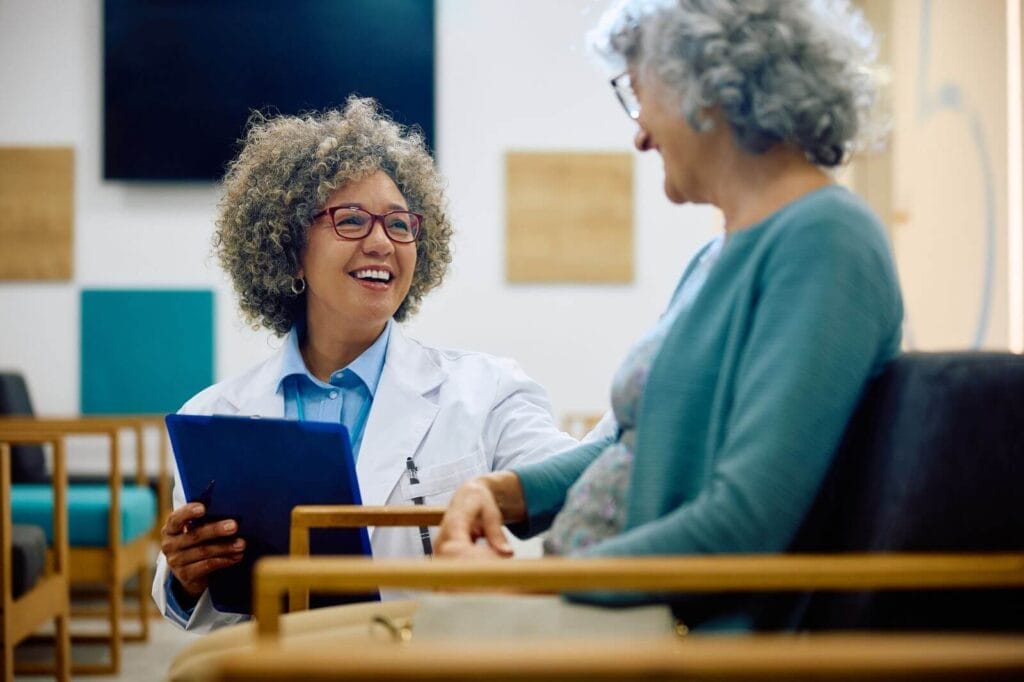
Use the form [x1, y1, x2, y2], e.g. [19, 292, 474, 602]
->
[162, 503, 205, 536]
[435, 538, 476, 559]
[178, 553, 244, 586]
[185, 519, 240, 543]
[161, 518, 238, 555]
[438, 508, 472, 540]
[480, 504, 513, 556]
[171, 537, 246, 569]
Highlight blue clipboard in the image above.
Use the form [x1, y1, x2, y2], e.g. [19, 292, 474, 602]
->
[165, 414, 373, 614]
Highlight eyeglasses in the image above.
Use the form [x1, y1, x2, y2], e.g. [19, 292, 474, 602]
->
[312, 206, 423, 243]
[610, 71, 640, 120]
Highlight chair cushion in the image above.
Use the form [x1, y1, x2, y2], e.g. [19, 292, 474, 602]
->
[10, 523, 47, 599]
[0, 372, 48, 483]
[11, 483, 157, 546]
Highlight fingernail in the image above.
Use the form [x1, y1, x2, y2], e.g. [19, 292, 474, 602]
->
[192, 504, 204, 515]
[232, 539, 245, 549]
[222, 521, 236, 532]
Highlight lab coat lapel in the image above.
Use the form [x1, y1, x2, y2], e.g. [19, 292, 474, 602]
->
[225, 346, 287, 417]
[356, 325, 443, 510]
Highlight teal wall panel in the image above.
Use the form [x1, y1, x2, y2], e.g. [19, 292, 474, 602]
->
[80, 289, 214, 414]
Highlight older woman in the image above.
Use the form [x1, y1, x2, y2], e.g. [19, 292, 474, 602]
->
[436, 0, 903, 626]
[152, 97, 579, 633]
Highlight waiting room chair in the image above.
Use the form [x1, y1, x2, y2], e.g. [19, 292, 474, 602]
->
[287, 351, 1024, 628]
[193, 351, 1024, 680]
[757, 351, 1024, 630]
[1, 436, 70, 682]
[0, 372, 167, 674]
[231, 553, 1024, 681]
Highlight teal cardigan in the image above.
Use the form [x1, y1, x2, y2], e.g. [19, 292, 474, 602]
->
[514, 186, 903, 558]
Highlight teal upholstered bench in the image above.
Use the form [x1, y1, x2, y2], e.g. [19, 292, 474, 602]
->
[11, 483, 156, 546]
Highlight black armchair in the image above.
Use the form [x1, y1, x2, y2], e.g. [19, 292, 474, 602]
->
[760, 351, 1024, 630]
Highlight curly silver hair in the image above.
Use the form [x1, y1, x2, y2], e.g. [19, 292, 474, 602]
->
[590, 0, 878, 166]
[214, 96, 453, 335]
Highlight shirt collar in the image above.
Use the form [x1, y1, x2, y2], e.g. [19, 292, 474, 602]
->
[276, 319, 392, 396]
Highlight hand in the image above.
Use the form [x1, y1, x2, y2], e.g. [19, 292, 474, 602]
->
[435, 476, 516, 559]
[160, 503, 245, 600]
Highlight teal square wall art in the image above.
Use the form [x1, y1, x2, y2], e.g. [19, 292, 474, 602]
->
[80, 289, 214, 414]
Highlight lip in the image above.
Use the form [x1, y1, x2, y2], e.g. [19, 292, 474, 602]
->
[353, 277, 391, 291]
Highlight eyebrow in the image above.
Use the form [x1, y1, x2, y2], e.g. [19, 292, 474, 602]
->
[336, 202, 409, 212]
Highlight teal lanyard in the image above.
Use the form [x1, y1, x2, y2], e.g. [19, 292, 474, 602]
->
[289, 376, 373, 456]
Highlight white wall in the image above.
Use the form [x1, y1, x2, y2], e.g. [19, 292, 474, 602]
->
[0, 0, 717, 461]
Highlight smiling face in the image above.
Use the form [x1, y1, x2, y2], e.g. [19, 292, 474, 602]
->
[631, 70, 723, 205]
[298, 170, 417, 338]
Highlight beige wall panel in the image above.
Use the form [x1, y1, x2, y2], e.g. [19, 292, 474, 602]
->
[506, 151, 633, 283]
[889, 0, 1008, 349]
[0, 147, 73, 280]
[850, 0, 894, 232]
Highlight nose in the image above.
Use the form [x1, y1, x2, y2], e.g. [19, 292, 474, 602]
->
[634, 126, 652, 152]
[360, 218, 394, 255]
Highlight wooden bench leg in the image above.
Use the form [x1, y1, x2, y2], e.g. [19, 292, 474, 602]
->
[54, 610, 70, 682]
[2, 636, 13, 682]
[137, 566, 149, 641]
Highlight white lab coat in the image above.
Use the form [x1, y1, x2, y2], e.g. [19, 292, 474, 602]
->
[152, 325, 583, 632]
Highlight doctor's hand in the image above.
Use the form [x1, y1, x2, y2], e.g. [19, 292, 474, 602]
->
[435, 472, 526, 559]
[160, 503, 245, 602]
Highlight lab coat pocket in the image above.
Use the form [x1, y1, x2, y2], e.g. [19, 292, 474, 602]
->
[399, 450, 488, 506]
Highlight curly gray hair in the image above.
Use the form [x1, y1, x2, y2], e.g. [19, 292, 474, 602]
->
[590, 0, 878, 166]
[214, 96, 453, 335]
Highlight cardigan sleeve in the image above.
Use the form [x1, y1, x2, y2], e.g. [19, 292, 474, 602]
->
[579, 212, 902, 560]
[510, 435, 616, 537]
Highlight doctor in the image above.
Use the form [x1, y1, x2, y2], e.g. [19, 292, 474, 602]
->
[152, 97, 581, 633]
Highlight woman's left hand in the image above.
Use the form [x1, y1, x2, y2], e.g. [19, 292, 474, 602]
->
[435, 475, 518, 559]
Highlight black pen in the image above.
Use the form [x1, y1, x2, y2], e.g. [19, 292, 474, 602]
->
[185, 479, 216, 534]
[405, 457, 433, 556]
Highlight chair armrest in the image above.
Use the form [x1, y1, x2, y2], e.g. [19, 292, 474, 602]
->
[290, 505, 447, 555]
[255, 553, 1024, 638]
[205, 633, 1024, 681]
[287, 505, 446, 611]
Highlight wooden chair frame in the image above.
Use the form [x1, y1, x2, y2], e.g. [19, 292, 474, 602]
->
[0, 416, 169, 675]
[246, 552, 1024, 681]
[202, 634, 1024, 681]
[288, 505, 446, 611]
[257, 553, 1024, 638]
[210, 504, 1024, 681]
[1, 435, 70, 682]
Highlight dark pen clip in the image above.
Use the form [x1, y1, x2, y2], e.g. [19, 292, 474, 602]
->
[405, 458, 433, 556]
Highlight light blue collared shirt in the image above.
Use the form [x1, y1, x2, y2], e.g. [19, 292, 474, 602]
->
[165, 320, 392, 624]
[276, 320, 391, 458]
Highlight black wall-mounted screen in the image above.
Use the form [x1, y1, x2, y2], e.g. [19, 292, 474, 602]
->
[103, 0, 435, 181]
